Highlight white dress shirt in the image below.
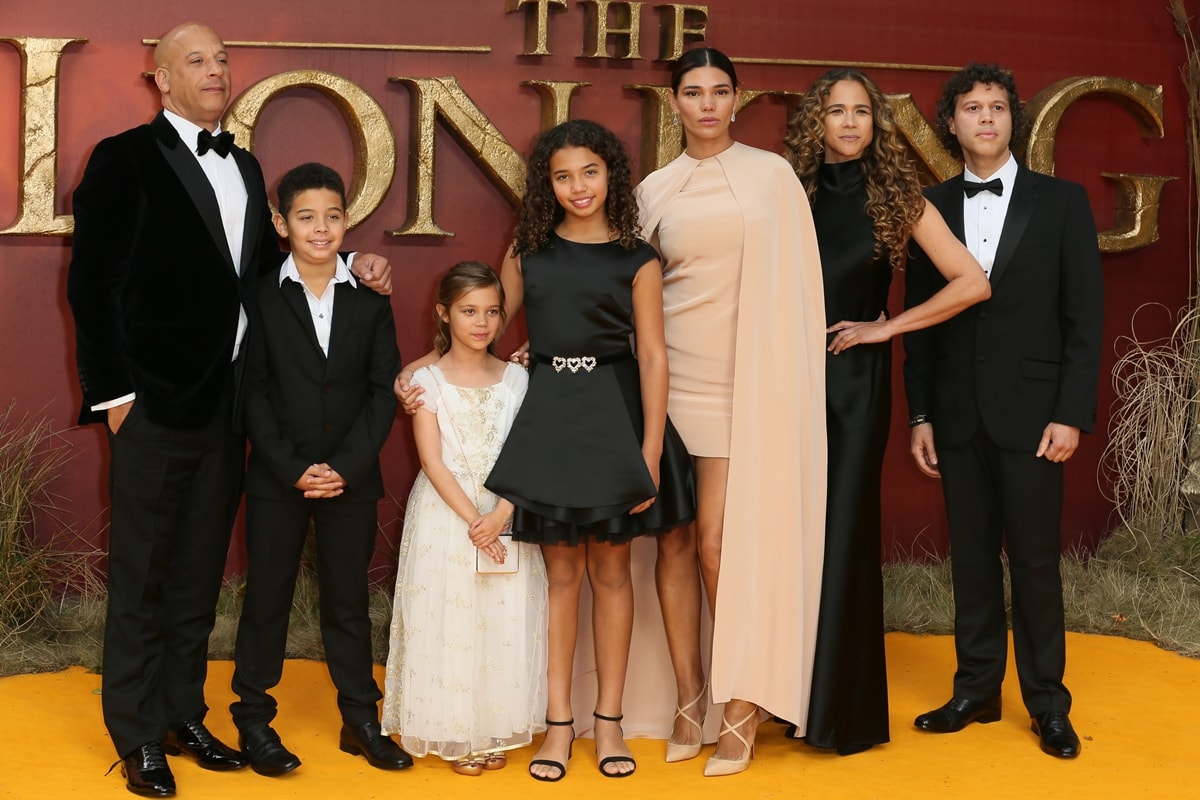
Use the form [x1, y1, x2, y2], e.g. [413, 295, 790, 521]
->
[962, 152, 1019, 277]
[280, 254, 356, 356]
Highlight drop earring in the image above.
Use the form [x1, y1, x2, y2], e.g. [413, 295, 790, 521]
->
[672, 113, 679, 126]
[730, 112, 737, 122]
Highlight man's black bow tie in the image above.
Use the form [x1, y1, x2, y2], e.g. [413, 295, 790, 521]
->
[196, 129, 235, 158]
[963, 177, 1003, 197]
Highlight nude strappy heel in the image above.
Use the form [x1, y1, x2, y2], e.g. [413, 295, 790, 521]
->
[703, 707, 757, 777]
[665, 681, 708, 763]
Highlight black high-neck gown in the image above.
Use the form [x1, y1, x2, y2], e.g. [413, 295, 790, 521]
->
[804, 159, 892, 752]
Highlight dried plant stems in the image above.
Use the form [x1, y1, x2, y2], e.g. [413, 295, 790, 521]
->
[0, 404, 107, 675]
[0, 405, 72, 640]
[1100, 306, 1200, 538]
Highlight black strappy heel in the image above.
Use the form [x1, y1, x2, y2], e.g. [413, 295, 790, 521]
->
[528, 718, 574, 782]
[593, 711, 636, 778]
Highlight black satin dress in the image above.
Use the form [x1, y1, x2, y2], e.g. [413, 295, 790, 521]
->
[485, 233, 696, 544]
[804, 159, 892, 751]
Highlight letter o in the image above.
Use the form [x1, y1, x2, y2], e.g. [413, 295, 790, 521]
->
[225, 70, 396, 228]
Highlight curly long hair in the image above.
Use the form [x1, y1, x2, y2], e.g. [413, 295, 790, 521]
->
[511, 119, 641, 256]
[934, 62, 1028, 160]
[784, 68, 924, 270]
[433, 261, 506, 356]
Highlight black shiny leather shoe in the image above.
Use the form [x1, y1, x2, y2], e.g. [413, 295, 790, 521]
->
[119, 741, 176, 797]
[163, 719, 249, 770]
[239, 724, 301, 777]
[914, 696, 1002, 733]
[339, 721, 414, 770]
[1032, 710, 1081, 758]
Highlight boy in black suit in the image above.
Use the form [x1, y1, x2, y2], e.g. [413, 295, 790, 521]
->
[230, 163, 409, 775]
[903, 64, 1103, 759]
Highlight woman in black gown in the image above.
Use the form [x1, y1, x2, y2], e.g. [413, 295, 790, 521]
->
[783, 68, 991, 754]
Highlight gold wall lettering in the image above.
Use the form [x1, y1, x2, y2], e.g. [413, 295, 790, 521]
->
[581, 1, 644, 59]
[1099, 172, 1177, 252]
[507, 0, 568, 56]
[654, 4, 708, 61]
[1025, 76, 1171, 252]
[224, 70, 396, 228]
[886, 93, 962, 183]
[387, 76, 528, 236]
[629, 83, 681, 170]
[509, 1, 707, 59]
[631, 85, 797, 171]
[0, 36, 85, 237]
[523, 79, 592, 129]
[0, 35, 1178, 253]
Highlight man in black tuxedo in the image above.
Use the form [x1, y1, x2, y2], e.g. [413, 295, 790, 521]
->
[903, 63, 1103, 759]
[67, 22, 391, 797]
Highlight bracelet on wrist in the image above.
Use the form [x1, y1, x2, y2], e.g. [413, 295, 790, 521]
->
[908, 414, 930, 428]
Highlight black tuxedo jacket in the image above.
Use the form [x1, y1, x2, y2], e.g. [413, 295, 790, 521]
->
[903, 163, 1104, 452]
[68, 111, 279, 429]
[242, 267, 400, 500]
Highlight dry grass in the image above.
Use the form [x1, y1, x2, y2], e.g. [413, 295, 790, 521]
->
[0, 404, 106, 676]
[1100, 305, 1200, 540]
[4, 383, 1199, 675]
[1067, 525, 1200, 654]
[0, 398, 403, 674]
[879, 299, 1200, 659]
[207, 548, 397, 665]
[881, 528, 1200, 658]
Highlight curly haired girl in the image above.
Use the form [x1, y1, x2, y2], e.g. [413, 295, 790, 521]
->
[487, 118, 696, 781]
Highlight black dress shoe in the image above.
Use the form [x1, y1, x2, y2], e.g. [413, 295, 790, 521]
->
[163, 719, 250, 770]
[1032, 710, 1081, 758]
[914, 696, 1002, 733]
[120, 741, 176, 797]
[339, 721, 414, 770]
[239, 725, 301, 777]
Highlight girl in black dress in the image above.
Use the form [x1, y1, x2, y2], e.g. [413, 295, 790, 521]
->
[485, 120, 694, 781]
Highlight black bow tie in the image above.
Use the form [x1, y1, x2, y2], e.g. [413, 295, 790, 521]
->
[963, 177, 1003, 197]
[196, 129, 234, 158]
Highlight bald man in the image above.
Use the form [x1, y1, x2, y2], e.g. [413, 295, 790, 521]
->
[68, 22, 393, 797]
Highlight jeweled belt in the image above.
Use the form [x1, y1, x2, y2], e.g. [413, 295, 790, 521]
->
[531, 349, 633, 374]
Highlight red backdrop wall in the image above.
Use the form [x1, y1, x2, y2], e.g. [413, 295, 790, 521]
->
[1, 1, 1190, 579]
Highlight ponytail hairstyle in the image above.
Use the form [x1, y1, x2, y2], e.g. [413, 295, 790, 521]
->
[670, 46, 739, 93]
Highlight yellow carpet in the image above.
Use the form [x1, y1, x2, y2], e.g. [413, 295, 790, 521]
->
[1, 633, 1195, 799]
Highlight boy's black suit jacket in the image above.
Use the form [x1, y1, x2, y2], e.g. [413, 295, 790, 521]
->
[68, 111, 280, 429]
[903, 162, 1104, 452]
[243, 266, 400, 500]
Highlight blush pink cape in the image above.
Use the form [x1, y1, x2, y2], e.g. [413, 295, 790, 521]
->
[637, 142, 827, 729]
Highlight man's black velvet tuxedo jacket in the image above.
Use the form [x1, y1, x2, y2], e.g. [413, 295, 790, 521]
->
[903, 163, 1104, 451]
[68, 111, 279, 429]
[242, 267, 399, 500]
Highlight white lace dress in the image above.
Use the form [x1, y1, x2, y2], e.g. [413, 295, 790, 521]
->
[381, 363, 547, 759]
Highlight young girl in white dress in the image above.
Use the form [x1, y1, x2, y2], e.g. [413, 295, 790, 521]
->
[381, 261, 547, 776]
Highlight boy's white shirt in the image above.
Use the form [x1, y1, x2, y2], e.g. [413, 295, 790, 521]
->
[279, 253, 356, 356]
